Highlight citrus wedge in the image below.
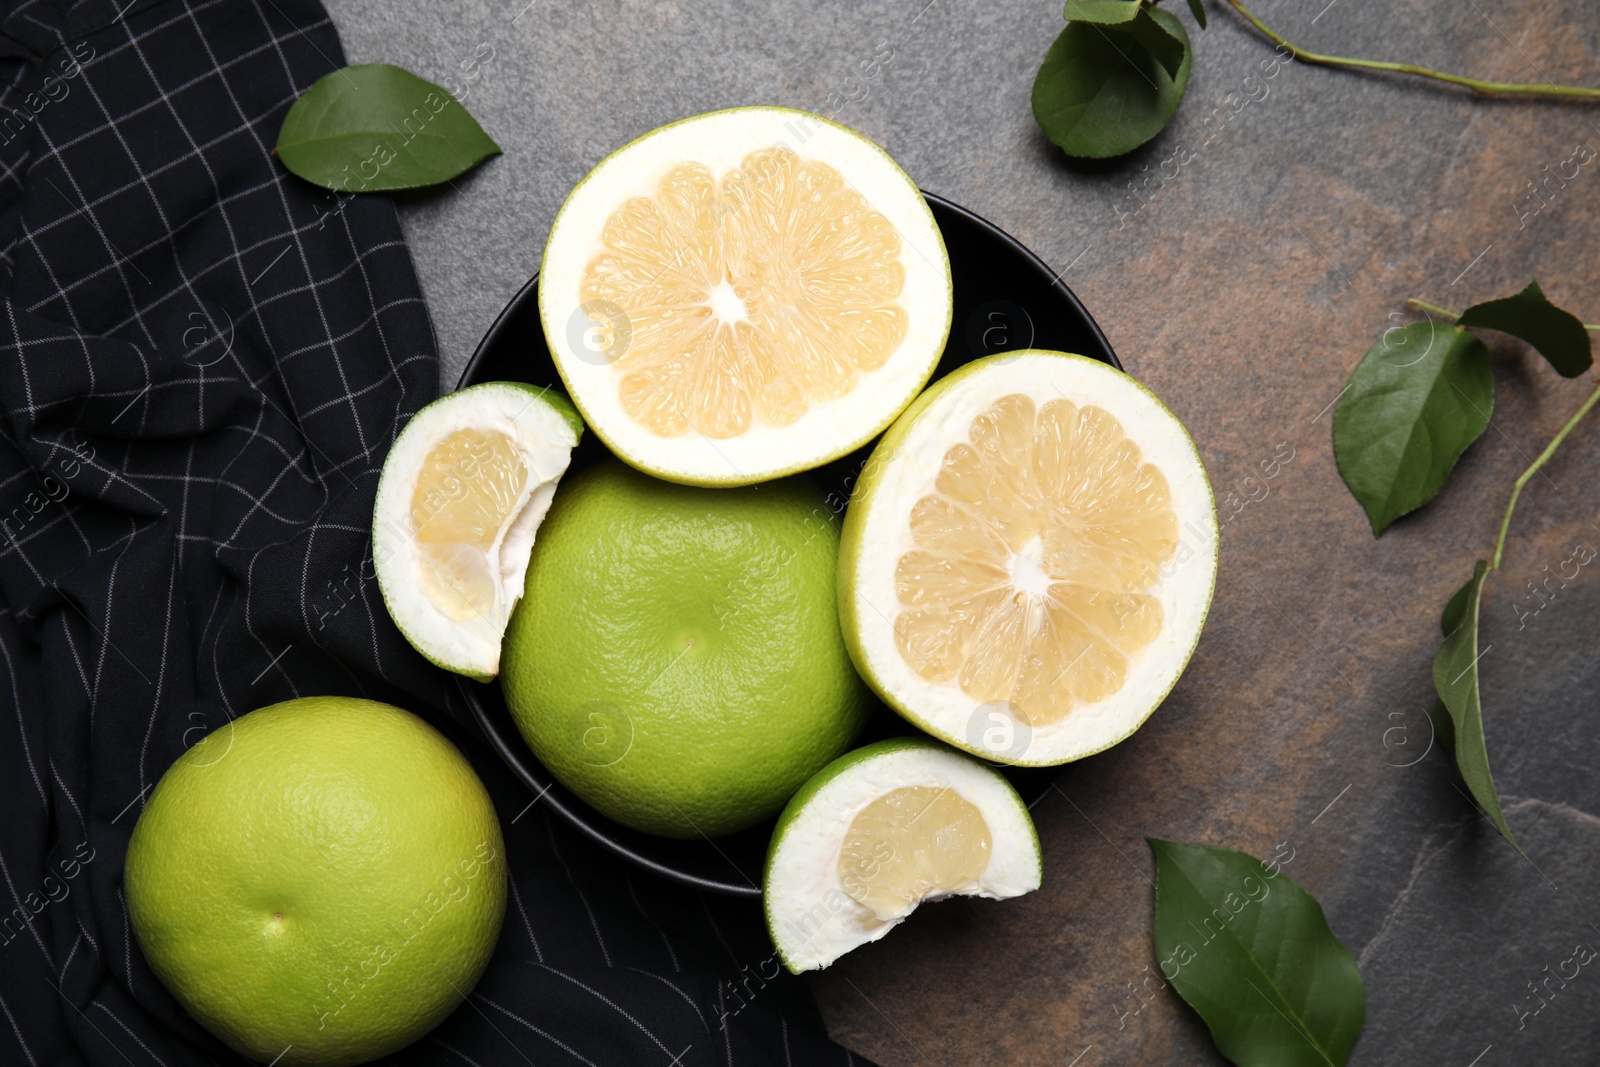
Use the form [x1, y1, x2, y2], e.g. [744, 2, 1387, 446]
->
[839, 351, 1217, 767]
[539, 106, 952, 486]
[764, 737, 1041, 973]
[373, 382, 582, 681]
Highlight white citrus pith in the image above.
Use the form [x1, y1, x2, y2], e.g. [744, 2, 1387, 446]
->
[373, 382, 582, 680]
[765, 738, 1041, 972]
[839, 351, 1217, 767]
[539, 106, 951, 486]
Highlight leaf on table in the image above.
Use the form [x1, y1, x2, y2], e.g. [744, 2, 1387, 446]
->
[1440, 571, 1475, 635]
[1432, 560, 1519, 848]
[1032, 7, 1192, 158]
[1149, 839, 1366, 1067]
[276, 63, 501, 192]
[1125, 8, 1187, 79]
[1429, 697, 1456, 759]
[1427, 576, 1477, 759]
[1062, 0, 1141, 24]
[1332, 321, 1492, 535]
[1456, 278, 1592, 379]
[1186, 0, 1208, 29]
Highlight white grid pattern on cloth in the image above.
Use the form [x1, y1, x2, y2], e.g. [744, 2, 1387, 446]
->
[0, 1, 877, 1064]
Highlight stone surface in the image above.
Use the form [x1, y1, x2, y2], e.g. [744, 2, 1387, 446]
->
[323, 0, 1600, 1062]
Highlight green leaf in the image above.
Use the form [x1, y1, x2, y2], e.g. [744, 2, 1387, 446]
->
[1456, 278, 1593, 378]
[1440, 572, 1475, 635]
[1063, 0, 1141, 23]
[1126, 9, 1187, 79]
[1149, 839, 1366, 1067]
[1186, 0, 1208, 28]
[1430, 574, 1477, 760]
[1433, 561, 1518, 847]
[276, 63, 501, 192]
[1429, 697, 1456, 758]
[1061, 0, 1184, 79]
[1032, 7, 1192, 159]
[1332, 322, 1492, 535]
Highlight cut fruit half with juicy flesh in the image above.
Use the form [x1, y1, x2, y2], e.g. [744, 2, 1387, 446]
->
[839, 351, 1217, 767]
[539, 106, 952, 486]
[373, 382, 582, 681]
[765, 737, 1041, 973]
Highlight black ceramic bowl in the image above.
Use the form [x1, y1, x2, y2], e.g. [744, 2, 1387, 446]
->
[456, 191, 1119, 898]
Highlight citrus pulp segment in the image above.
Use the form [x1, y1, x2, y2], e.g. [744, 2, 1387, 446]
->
[499, 460, 872, 839]
[538, 106, 952, 486]
[123, 697, 506, 1066]
[373, 381, 582, 681]
[838, 351, 1217, 767]
[764, 737, 1041, 973]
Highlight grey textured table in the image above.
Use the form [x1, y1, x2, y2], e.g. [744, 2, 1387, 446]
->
[323, 1, 1600, 1063]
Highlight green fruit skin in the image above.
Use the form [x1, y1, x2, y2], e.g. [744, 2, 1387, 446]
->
[501, 460, 872, 838]
[123, 697, 506, 1066]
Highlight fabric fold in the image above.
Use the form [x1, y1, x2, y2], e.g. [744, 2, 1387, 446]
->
[0, 0, 864, 1063]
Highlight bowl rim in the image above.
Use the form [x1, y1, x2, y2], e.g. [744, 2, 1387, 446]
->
[454, 189, 1119, 897]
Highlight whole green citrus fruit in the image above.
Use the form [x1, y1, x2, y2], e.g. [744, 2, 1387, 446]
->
[123, 697, 506, 1066]
[500, 460, 871, 838]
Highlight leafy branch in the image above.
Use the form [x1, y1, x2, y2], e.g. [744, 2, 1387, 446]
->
[1333, 279, 1597, 848]
[1033, 1, 1194, 159]
[1490, 384, 1600, 571]
[1033, 0, 1600, 158]
[1408, 298, 1600, 337]
[1431, 383, 1598, 848]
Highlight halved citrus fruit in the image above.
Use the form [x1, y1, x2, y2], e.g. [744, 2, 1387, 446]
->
[373, 382, 582, 681]
[764, 737, 1041, 972]
[838, 351, 1217, 767]
[539, 106, 952, 486]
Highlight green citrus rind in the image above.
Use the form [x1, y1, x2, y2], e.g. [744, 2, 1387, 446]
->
[763, 736, 1042, 973]
[372, 381, 582, 682]
[123, 697, 506, 1066]
[837, 350, 1219, 768]
[499, 460, 872, 839]
[537, 105, 953, 488]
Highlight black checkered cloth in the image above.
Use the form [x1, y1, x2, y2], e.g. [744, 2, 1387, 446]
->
[0, 1, 866, 1063]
